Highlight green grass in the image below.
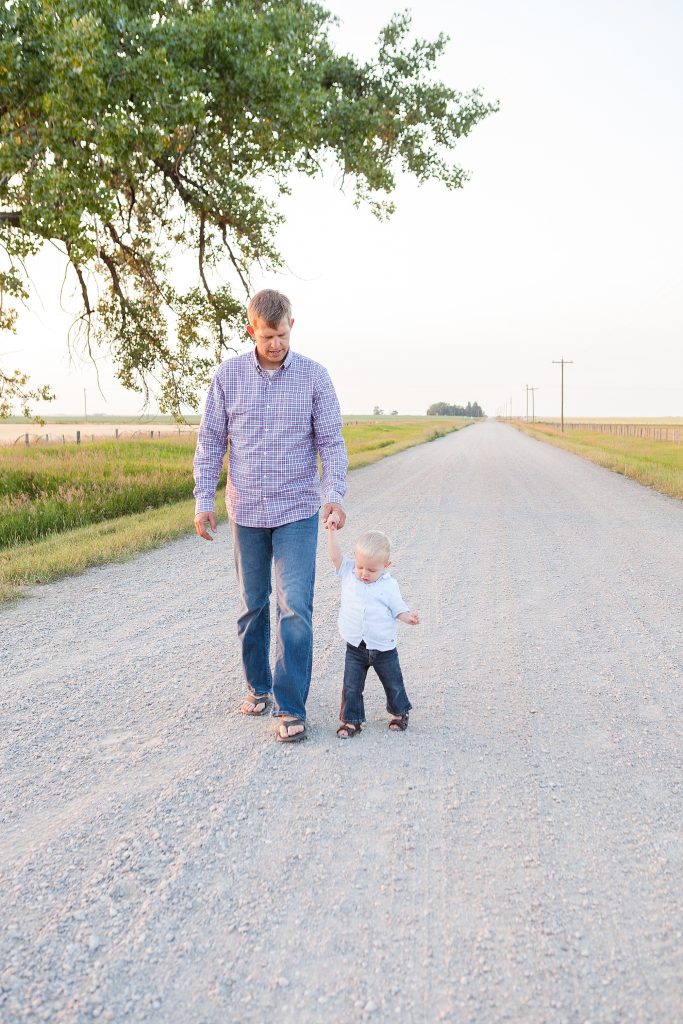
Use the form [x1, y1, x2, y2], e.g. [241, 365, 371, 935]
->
[0, 437, 220, 548]
[342, 418, 467, 468]
[512, 421, 683, 500]
[0, 499, 213, 603]
[0, 417, 471, 603]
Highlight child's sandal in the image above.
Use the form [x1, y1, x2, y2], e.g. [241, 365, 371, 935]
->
[337, 723, 362, 739]
[388, 713, 409, 732]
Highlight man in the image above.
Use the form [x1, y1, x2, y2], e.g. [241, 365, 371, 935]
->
[193, 289, 347, 742]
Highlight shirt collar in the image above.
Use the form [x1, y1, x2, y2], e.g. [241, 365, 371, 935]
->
[355, 569, 390, 584]
[251, 347, 294, 374]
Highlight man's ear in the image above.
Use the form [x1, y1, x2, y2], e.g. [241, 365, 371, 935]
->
[246, 324, 255, 339]
[290, 318, 295, 329]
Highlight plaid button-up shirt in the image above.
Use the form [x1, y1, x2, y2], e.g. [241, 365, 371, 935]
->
[193, 347, 347, 527]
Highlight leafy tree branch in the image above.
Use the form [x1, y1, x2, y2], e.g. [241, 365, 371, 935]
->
[0, 0, 497, 417]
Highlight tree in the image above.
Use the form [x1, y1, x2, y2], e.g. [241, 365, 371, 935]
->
[427, 400, 484, 417]
[0, 268, 54, 416]
[1, 1, 497, 417]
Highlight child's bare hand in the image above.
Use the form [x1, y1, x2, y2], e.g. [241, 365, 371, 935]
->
[398, 611, 420, 626]
[325, 511, 341, 530]
[322, 503, 345, 530]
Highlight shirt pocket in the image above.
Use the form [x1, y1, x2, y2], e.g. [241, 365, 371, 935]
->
[272, 388, 313, 436]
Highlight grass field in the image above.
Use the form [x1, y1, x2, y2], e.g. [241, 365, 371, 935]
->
[1, 414, 203, 425]
[0, 438, 210, 549]
[512, 421, 683, 500]
[0, 417, 471, 603]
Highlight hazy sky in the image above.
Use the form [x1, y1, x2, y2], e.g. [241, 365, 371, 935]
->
[9, 0, 683, 419]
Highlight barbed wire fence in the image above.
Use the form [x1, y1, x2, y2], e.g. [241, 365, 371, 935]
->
[7, 428, 200, 447]
[535, 422, 681, 442]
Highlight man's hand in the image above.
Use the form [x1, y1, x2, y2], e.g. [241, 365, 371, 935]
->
[195, 511, 217, 541]
[397, 611, 420, 626]
[322, 502, 346, 530]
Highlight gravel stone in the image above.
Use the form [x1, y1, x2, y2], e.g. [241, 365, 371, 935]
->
[1, 422, 681, 1023]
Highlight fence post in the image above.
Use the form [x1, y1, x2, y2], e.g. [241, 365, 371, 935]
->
[115, 428, 119, 439]
[76, 430, 81, 444]
[24, 433, 29, 446]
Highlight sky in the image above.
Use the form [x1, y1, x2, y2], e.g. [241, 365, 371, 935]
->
[7, 0, 683, 420]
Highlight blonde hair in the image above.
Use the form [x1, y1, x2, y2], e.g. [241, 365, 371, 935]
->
[355, 530, 391, 562]
[247, 289, 292, 327]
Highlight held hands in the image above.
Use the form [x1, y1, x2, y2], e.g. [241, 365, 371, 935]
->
[397, 611, 420, 626]
[325, 506, 343, 569]
[194, 511, 217, 541]
[322, 503, 345, 530]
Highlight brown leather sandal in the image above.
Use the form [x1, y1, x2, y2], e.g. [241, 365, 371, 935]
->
[276, 718, 307, 743]
[388, 713, 409, 731]
[240, 692, 271, 716]
[336, 722, 362, 739]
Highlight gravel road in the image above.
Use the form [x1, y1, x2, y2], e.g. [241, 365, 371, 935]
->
[1, 421, 682, 1024]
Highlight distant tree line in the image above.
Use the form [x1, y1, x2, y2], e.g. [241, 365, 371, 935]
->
[427, 401, 485, 417]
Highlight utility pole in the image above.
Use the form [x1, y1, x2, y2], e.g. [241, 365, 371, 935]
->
[524, 384, 530, 421]
[552, 358, 573, 432]
[529, 386, 539, 423]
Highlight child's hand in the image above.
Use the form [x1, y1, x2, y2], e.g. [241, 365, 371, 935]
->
[322, 503, 345, 530]
[398, 611, 420, 626]
[325, 511, 340, 530]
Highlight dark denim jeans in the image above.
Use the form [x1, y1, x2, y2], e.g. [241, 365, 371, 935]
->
[230, 513, 318, 720]
[340, 641, 412, 725]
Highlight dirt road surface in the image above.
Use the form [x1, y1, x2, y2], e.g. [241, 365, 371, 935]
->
[2, 421, 681, 1023]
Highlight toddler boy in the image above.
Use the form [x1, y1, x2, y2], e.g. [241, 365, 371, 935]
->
[326, 519, 418, 737]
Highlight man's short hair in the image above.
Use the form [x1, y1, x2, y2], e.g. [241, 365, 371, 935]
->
[355, 530, 391, 562]
[247, 289, 292, 327]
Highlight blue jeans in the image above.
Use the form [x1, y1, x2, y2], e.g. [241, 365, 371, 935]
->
[230, 513, 318, 720]
[340, 641, 412, 725]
